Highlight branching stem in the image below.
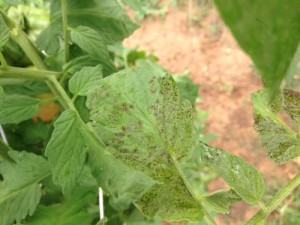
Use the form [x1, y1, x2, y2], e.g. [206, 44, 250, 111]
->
[246, 173, 300, 225]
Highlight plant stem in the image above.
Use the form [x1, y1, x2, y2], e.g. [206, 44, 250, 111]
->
[11, 27, 47, 70]
[0, 66, 61, 80]
[173, 160, 217, 225]
[245, 173, 300, 225]
[62, 0, 69, 64]
[48, 76, 74, 110]
[0, 51, 8, 68]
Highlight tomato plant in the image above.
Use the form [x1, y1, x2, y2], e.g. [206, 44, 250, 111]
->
[0, 0, 300, 225]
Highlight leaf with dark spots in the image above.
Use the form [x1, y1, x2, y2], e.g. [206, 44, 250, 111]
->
[200, 142, 265, 204]
[86, 67, 202, 221]
[252, 89, 300, 163]
[283, 89, 300, 123]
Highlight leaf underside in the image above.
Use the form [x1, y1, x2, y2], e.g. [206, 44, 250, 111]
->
[214, 0, 300, 99]
[199, 142, 265, 204]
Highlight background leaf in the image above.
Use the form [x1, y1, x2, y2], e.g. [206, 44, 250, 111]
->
[70, 26, 114, 72]
[86, 67, 203, 221]
[24, 187, 97, 225]
[0, 14, 10, 48]
[0, 151, 50, 225]
[214, 0, 300, 99]
[199, 142, 265, 204]
[252, 90, 300, 163]
[0, 94, 40, 124]
[37, 0, 138, 54]
[173, 74, 200, 106]
[45, 110, 87, 194]
[69, 65, 103, 97]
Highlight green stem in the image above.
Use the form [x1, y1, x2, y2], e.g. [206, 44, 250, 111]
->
[48, 76, 74, 110]
[11, 27, 47, 70]
[62, 0, 69, 64]
[59, 71, 69, 84]
[0, 66, 61, 80]
[246, 173, 300, 225]
[173, 160, 217, 225]
[0, 51, 8, 68]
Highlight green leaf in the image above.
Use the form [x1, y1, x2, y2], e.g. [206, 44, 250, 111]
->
[1, 80, 49, 96]
[88, 147, 154, 211]
[24, 187, 97, 225]
[214, 0, 300, 99]
[201, 189, 241, 214]
[69, 65, 103, 97]
[45, 110, 87, 194]
[0, 14, 9, 48]
[70, 26, 114, 72]
[37, 0, 138, 54]
[86, 67, 203, 221]
[37, 23, 62, 55]
[199, 142, 265, 204]
[0, 139, 13, 161]
[283, 89, 300, 123]
[0, 94, 40, 124]
[173, 74, 200, 106]
[252, 90, 300, 163]
[0, 151, 50, 225]
[63, 55, 105, 75]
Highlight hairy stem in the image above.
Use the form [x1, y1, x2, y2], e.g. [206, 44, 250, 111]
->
[62, 0, 69, 64]
[246, 173, 300, 225]
[0, 66, 61, 80]
[11, 27, 47, 70]
[48, 76, 74, 110]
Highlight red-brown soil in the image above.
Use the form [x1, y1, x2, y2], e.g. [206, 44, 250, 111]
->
[124, 6, 299, 225]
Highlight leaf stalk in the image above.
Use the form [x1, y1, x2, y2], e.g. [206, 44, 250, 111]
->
[246, 173, 300, 225]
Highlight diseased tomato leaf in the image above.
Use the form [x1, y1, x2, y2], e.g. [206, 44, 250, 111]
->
[0, 151, 50, 225]
[199, 142, 265, 204]
[283, 89, 300, 123]
[252, 90, 300, 163]
[86, 67, 203, 221]
[87, 146, 154, 211]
